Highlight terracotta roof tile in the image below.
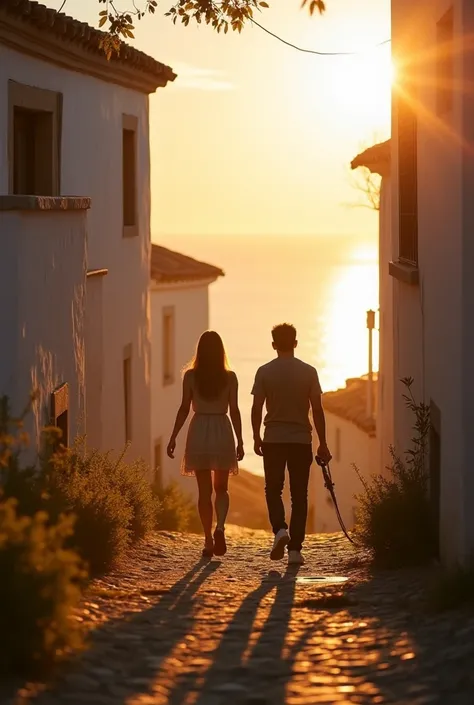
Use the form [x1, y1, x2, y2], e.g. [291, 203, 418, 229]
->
[1, 0, 176, 89]
[151, 244, 224, 284]
[351, 140, 391, 176]
[323, 376, 377, 436]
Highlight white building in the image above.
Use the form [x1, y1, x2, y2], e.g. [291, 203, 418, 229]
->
[351, 141, 393, 475]
[150, 244, 223, 490]
[350, 0, 474, 565]
[313, 377, 378, 533]
[0, 1, 174, 461]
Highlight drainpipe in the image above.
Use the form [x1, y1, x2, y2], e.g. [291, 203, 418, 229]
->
[367, 309, 376, 420]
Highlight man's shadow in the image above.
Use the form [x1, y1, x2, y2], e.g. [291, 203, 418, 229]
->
[167, 565, 307, 705]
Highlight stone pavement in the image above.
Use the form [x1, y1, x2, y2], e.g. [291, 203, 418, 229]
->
[8, 527, 474, 705]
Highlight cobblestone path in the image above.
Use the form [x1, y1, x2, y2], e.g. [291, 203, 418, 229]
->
[8, 527, 474, 705]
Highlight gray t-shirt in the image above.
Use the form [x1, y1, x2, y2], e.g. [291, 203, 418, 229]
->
[251, 357, 322, 444]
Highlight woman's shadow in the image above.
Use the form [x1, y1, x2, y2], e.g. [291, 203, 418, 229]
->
[23, 557, 221, 705]
[167, 564, 310, 705]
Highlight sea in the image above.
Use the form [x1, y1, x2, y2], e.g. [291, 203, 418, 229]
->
[156, 233, 379, 476]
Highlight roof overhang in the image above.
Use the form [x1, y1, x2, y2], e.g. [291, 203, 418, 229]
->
[150, 276, 220, 292]
[0, 2, 176, 94]
[351, 140, 391, 177]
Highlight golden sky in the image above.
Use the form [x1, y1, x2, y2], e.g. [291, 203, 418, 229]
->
[46, 0, 391, 237]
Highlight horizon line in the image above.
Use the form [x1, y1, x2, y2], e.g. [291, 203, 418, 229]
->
[151, 232, 370, 239]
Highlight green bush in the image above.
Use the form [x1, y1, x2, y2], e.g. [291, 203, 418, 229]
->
[0, 397, 41, 517]
[105, 449, 156, 542]
[43, 445, 156, 574]
[0, 396, 156, 577]
[45, 453, 133, 577]
[354, 379, 437, 568]
[0, 395, 159, 677]
[154, 481, 202, 533]
[0, 498, 86, 676]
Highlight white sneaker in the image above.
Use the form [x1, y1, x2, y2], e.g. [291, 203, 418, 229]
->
[270, 529, 289, 560]
[288, 550, 305, 566]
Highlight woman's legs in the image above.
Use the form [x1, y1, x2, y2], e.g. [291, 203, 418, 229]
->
[196, 470, 213, 549]
[213, 470, 230, 531]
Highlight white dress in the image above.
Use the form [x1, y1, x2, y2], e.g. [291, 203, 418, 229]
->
[181, 370, 239, 477]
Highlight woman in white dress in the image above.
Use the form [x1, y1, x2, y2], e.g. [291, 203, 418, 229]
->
[166, 331, 244, 558]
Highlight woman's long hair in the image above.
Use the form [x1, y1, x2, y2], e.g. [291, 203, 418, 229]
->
[189, 331, 230, 400]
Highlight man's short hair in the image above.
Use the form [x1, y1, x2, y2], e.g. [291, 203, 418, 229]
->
[272, 323, 297, 352]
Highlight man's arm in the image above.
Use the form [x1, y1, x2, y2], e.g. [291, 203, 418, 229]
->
[251, 368, 265, 457]
[229, 372, 244, 460]
[251, 395, 265, 456]
[310, 370, 332, 464]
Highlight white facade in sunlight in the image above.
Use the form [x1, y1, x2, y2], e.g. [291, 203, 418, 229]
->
[150, 244, 223, 491]
[350, 0, 474, 566]
[0, 1, 174, 462]
[0, 197, 88, 454]
[313, 378, 377, 533]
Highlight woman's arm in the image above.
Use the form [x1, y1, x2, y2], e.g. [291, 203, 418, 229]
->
[229, 372, 244, 460]
[167, 371, 192, 458]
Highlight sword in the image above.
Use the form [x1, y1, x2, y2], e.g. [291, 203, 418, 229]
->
[315, 456, 356, 545]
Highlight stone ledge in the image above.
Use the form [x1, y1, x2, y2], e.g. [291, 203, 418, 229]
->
[0, 195, 91, 211]
[87, 268, 109, 278]
[389, 260, 420, 286]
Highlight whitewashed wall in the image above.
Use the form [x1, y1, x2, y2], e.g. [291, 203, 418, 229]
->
[391, 0, 467, 563]
[0, 201, 87, 452]
[377, 176, 394, 473]
[0, 46, 152, 464]
[312, 411, 377, 533]
[150, 280, 211, 496]
[85, 273, 105, 450]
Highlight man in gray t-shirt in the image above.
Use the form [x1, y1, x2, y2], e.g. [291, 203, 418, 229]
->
[251, 323, 332, 566]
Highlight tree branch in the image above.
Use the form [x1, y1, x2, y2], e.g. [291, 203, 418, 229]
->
[350, 167, 381, 212]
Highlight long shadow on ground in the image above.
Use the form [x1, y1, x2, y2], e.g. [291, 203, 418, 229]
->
[10, 545, 474, 705]
[166, 565, 305, 705]
[21, 558, 221, 705]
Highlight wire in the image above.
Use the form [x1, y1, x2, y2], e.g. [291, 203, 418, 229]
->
[55, 1, 390, 56]
[249, 17, 391, 56]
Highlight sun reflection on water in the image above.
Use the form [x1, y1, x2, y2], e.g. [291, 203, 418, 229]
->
[319, 243, 379, 393]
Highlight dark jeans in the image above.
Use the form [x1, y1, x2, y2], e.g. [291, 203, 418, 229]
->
[262, 442, 313, 552]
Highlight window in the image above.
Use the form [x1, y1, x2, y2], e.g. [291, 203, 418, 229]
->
[397, 94, 418, 265]
[13, 108, 37, 195]
[437, 7, 454, 116]
[51, 383, 69, 448]
[154, 439, 163, 489]
[334, 427, 341, 462]
[8, 81, 62, 196]
[122, 114, 138, 236]
[162, 306, 175, 386]
[123, 346, 132, 442]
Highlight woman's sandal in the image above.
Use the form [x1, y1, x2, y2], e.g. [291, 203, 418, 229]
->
[202, 540, 214, 558]
[213, 528, 227, 556]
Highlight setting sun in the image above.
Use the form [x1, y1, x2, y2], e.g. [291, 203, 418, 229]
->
[324, 47, 394, 125]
